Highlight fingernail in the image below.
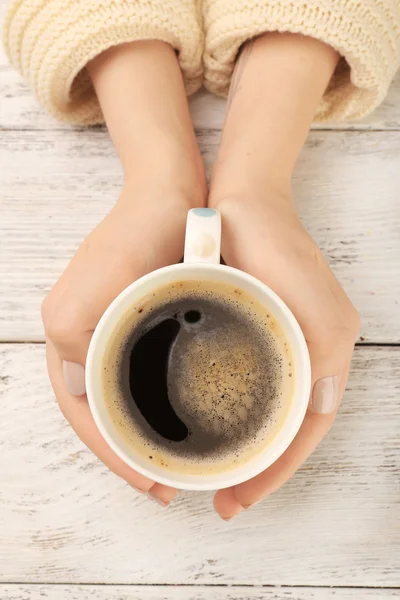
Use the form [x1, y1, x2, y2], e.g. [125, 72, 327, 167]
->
[221, 516, 232, 521]
[312, 375, 339, 414]
[147, 493, 169, 507]
[63, 361, 86, 396]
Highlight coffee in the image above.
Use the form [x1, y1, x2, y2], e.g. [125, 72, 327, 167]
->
[102, 280, 294, 475]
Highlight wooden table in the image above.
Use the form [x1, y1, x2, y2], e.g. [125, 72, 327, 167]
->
[1, 24, 400, 600]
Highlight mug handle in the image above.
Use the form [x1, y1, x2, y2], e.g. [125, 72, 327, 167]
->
[184, 208, 221, 265]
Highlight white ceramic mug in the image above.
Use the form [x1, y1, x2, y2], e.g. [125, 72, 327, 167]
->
[86, 208, 311, 491]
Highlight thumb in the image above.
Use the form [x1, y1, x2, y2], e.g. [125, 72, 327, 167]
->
[308, 337, 354, 416]
[42, 293, 93, 396]
[63, 361, 87, 397]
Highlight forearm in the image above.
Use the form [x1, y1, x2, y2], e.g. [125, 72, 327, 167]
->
[210, 33, 339, 201]
[88, 41, 206, 201]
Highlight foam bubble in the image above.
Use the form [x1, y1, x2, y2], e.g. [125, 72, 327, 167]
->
[101, 279, 294, 475]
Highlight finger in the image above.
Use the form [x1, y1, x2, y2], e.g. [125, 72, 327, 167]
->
[235, 411, 336, 508]
[148, 483, 178, 507]
[213, 487, 244, 521]
[214, 407, 338, 517]
[46, 339, 177, 497]
[232, 346, 353, 509]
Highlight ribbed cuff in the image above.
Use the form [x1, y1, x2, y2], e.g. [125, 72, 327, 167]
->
[203, 0, 400, 122]
[4, 0, 204, 124]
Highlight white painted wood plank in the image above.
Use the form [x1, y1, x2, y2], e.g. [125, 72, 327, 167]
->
[1, 130, 399, 342]
[1, 345, 399, 586]
[0, 585, 398, 600]
[1, 47, 400, 131]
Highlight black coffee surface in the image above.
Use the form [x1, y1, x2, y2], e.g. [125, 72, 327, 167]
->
[115, 291, 287, 462]
[129, 317, 188, 442]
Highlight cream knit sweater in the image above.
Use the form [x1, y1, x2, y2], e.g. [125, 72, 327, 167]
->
[3, 0, 204, 124]
[3, 0, 400, 124]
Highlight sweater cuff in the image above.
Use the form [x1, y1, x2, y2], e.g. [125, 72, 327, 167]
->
[4, 0, 203, 124]
[203, 0, 400, 122]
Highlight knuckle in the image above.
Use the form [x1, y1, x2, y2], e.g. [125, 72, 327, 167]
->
[42, 295, 80, 344]
[324, 309, 360, 346]
[348, 305, 361, 337]
[45, 318, 69, 344]
[46, 315, 77, 344]
[40, 294, 53, 327]
[342, 299, 361, 339]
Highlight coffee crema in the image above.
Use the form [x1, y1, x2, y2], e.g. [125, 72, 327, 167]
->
[102, 280, 294, 475]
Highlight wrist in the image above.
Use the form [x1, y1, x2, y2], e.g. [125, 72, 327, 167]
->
[122, 139, 206, 208]
[88, 41, 206, 203]
[212, 192, 312, 265]
[209, 160, 293, 209]
[211, 32, 338, 196]
[120, 156, 206, 215]
[210, 184, 296, 221]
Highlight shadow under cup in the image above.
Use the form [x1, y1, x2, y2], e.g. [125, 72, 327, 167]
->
[86, 263, 311, 491]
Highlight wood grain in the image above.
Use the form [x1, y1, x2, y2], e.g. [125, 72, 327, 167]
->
[1, 344, 399, 586]
[1, 1, 399, 591]
[0, 585, 398, 600]
[1, 129, 399, 342]
[1, 44, 400, 131]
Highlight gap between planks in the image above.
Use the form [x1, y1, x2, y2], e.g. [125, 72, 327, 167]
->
[1, 582, 399, 588]
[0, 584, 398, 600]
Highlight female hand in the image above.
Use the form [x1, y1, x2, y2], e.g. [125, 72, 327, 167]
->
[204, 31, 357, 518]
[212, 195, 360, 520]
[42, 187, 195, 506]
[42, 40, 206, 507]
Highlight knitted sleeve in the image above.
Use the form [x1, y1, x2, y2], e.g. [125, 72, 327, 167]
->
[3, 0, 203, 124]
[203, 0, 400, 122]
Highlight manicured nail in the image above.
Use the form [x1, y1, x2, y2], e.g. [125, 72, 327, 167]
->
[147, 493, 169, 507]
[63, 361, 86, 396]
[312, 375, 339, 414]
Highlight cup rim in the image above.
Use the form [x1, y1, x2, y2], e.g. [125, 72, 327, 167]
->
[86, 263, 311, 491]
